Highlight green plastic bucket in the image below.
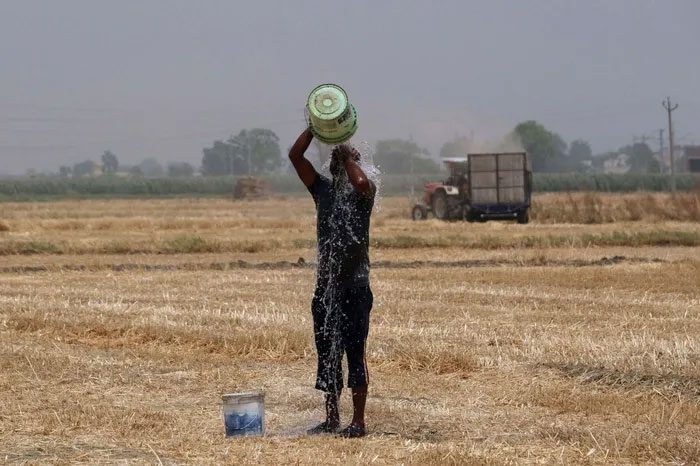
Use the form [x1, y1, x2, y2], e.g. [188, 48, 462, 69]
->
[306, 84, 358, 144]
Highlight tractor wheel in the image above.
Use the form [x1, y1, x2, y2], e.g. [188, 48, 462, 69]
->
[464, 208, 476, 223]
[411, 204, 428, 221]
[431, 190, 448, 220]
[517, 209, 529, 224]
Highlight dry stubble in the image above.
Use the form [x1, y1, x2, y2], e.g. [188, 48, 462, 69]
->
[0, 196, 699, 464]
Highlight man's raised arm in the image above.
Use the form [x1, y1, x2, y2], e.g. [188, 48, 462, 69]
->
[289, 128, 317, 188]
[340, 147, 374, 197]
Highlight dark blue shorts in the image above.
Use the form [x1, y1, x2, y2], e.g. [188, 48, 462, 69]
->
[311, 285, 373, 394]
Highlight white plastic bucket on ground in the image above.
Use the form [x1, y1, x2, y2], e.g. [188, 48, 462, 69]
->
[222, 391, 265, 437]
[306, 83, 358, 144]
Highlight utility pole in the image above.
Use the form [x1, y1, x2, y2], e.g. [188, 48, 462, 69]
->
[658, 129, 664, 173]
[227, 142, 235, 200]
[409, 133, 415, 198]
[247, 144, 252, 176]
[663, 97, 678, 193]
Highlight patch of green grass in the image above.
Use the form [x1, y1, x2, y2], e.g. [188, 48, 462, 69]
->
[580, 230, 700, 247]
[372, 230, 700, 250]
[238, 240, 281, 253]
[0, 229, 696, 255]
[374, 235, 433, 249]
[25, 241, 62, 254]
[292, 238, 316, 249]
[164, 235, 221, 253]
[473, 235, 507, 250]
[0, 240, 63, 254]
[103, 241, 142, 254]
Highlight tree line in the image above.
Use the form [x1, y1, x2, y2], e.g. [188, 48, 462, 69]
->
[60, 151, 196, 178]
[52, 120, 666, 178]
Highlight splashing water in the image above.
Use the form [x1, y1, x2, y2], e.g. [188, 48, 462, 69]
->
[355, 140, 382, 212]
[313, 139, 381, 395]
[317, 140, 381, 261]
[318, 140, 382, 211]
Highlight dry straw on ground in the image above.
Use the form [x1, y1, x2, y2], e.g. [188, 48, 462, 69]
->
[0, 194, 699, 464]
[1, 193, 699, 255]
[531, 192, 700, 223]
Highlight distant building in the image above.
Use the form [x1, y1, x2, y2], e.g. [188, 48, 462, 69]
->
[655, 149, 669, 173]
[72, 160, 102, 177]
[602, 153, 630, 174]
[685, 145, 700, 173]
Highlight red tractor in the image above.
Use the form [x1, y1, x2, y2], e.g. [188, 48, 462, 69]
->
[412, 153, 532, 223]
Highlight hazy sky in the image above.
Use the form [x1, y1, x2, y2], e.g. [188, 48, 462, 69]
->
[1, 0, 698, 174]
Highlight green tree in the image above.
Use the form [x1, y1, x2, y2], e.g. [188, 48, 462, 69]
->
[202, 140, 234, 176]
[439, 136, 471, 159]
[228, 128, 282, 174]
[619, 142, 658, 173]
[59, 165, 72, 177]
[168, 162, 195, 177]
[73, 160, 98, 177]
[101, 150, 119, 173]
[568, 139, 592, 161]
[512, 121, 567, 172]
[138, 158, 164, 177]
[374, 139, 440, 174]
[201, 129, 282, 176]
[559, 139, 594, 172]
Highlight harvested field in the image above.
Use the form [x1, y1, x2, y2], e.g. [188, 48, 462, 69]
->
[1, 194, 699, 464]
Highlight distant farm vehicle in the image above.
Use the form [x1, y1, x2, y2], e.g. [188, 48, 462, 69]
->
[412, 152, 532, 223]
[234, 176, 272, 200]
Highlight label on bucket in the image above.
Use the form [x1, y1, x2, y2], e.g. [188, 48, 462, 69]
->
[222, 394, 265, 437]
[224, 412, 263, 437]
[337, 106, 352, 125]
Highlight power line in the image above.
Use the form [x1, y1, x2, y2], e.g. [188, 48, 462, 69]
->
[632, 134, 654, 146]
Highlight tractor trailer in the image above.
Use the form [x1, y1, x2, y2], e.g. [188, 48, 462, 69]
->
[412, 152, 532, 223]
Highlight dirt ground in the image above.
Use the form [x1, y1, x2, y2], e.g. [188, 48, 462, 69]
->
[0, 196, 699, 465]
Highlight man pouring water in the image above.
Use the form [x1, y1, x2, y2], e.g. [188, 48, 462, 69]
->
[289, 124, 376, 438]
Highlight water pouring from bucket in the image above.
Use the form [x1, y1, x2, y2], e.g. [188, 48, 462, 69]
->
[306, 84, 358, 145]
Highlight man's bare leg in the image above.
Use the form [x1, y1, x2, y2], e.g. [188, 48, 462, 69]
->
[326, 392, 340, 427]
[307, 391, 340, 435]
[338, 385, 367, 438]
[350, 386, 367, 427]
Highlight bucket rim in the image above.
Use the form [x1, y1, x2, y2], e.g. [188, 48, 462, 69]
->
[307, 83, 348, 100]
[307, 83, 349, 120]
[222, 391, 265, 403]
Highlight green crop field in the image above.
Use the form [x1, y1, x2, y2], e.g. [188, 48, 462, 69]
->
[1, 173, 699, 201]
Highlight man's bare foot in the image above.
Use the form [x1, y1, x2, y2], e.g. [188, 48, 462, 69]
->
[307, 420, 340, 435]
[337, 423, 366, 438]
